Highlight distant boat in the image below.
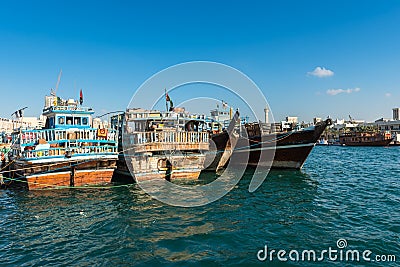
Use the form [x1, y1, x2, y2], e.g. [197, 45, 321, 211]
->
[316, 138, 329, 146]
[339, 131, 393, 146]
[5, 94, 118, 189]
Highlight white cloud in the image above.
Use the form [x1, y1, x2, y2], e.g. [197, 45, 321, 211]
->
[326, 87, 361, 96]
[385, 93, 392, 97]
[308, 66, 334, 78]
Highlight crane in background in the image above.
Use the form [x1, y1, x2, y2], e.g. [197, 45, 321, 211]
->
[51, 69, 62, 105]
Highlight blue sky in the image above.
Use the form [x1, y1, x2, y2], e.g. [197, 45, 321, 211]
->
[0, 0, 399, 122]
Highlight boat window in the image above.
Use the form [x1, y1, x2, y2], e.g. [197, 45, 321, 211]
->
[66, 116, 73, 125]
[58, 116, 65, 125]
[74, 117, 81, 125]
[82, 117, 88, 125]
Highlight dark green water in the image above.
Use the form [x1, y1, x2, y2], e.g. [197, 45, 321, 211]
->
[1, 146, 399, 266]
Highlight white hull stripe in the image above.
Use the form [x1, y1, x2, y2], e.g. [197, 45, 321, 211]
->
[234, 142, 315, 153]
[19, 155, 117, 164]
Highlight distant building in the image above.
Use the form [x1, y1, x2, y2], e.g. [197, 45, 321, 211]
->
[331, 120, 358, 131]
[375, 120, 400, 144]
[264, 106, 269, 124]
[270, 122, 282, 133]
[286, 116, 298, 124]
[313, 117, 322, 125]
[393, 108, 400, 121]
[279, 116, 299, 132]
[210, 108, 231, 123]
[370, 107, 400, 144]
[0, 116, 45, 134]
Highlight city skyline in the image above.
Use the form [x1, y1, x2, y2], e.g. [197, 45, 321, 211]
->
[0, 1, 399, 122]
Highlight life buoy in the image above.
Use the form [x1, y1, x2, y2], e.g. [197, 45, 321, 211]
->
[97, 128, 108, 138]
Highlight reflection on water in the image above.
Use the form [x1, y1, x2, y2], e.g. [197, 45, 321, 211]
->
[0, 146, 399, 266]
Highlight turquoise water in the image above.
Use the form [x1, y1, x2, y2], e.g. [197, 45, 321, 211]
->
[0, 146, 399, 266]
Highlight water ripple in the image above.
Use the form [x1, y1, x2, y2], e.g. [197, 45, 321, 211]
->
[0, 146, 399, 266]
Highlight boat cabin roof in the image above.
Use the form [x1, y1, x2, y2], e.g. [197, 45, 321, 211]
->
[42, 102, 94, 130]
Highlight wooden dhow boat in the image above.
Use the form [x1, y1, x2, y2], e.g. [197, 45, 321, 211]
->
[232, 118, 332, 169]
[112, 108, 209, 181]
[4, 94, 118, 189]
[339, 131, 393, 146]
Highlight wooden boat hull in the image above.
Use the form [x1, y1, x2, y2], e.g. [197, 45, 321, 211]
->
[339, 132, 393, 146]
[205, 131, 239, 171]
[119, 153, 206, 182]
[233, 119, 331, 170]
[245, 143, 316, 169]
[21, 169, 115, 190]
[133, 169, 201, 181]
[204, 111, 240, 171]
[5, 157, 116, 190]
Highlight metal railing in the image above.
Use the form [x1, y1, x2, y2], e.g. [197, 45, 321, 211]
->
[125, 131, 209, 145]
[21, 145, 118, 159]
[18, 128, 117, 145]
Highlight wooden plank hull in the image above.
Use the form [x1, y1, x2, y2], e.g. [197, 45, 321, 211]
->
[23, 169, 115, 190]
[6, 158, 116, 190]
[204, 111, 240, 171]
[133, 169, 201, 181]
[122, 153, 206, 182]
[204, 131, 229, 171]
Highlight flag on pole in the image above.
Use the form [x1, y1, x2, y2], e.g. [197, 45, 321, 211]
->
[80, 89, 83, 105]
[165, 88, 169, 111]
[165, 89, 174, 111]
[12, 107, 27, 118]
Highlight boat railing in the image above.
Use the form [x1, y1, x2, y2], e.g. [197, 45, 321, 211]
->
[21, 145, 118, 159]
[18, 128, 117, 145]
[125, 131, 209, 145]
